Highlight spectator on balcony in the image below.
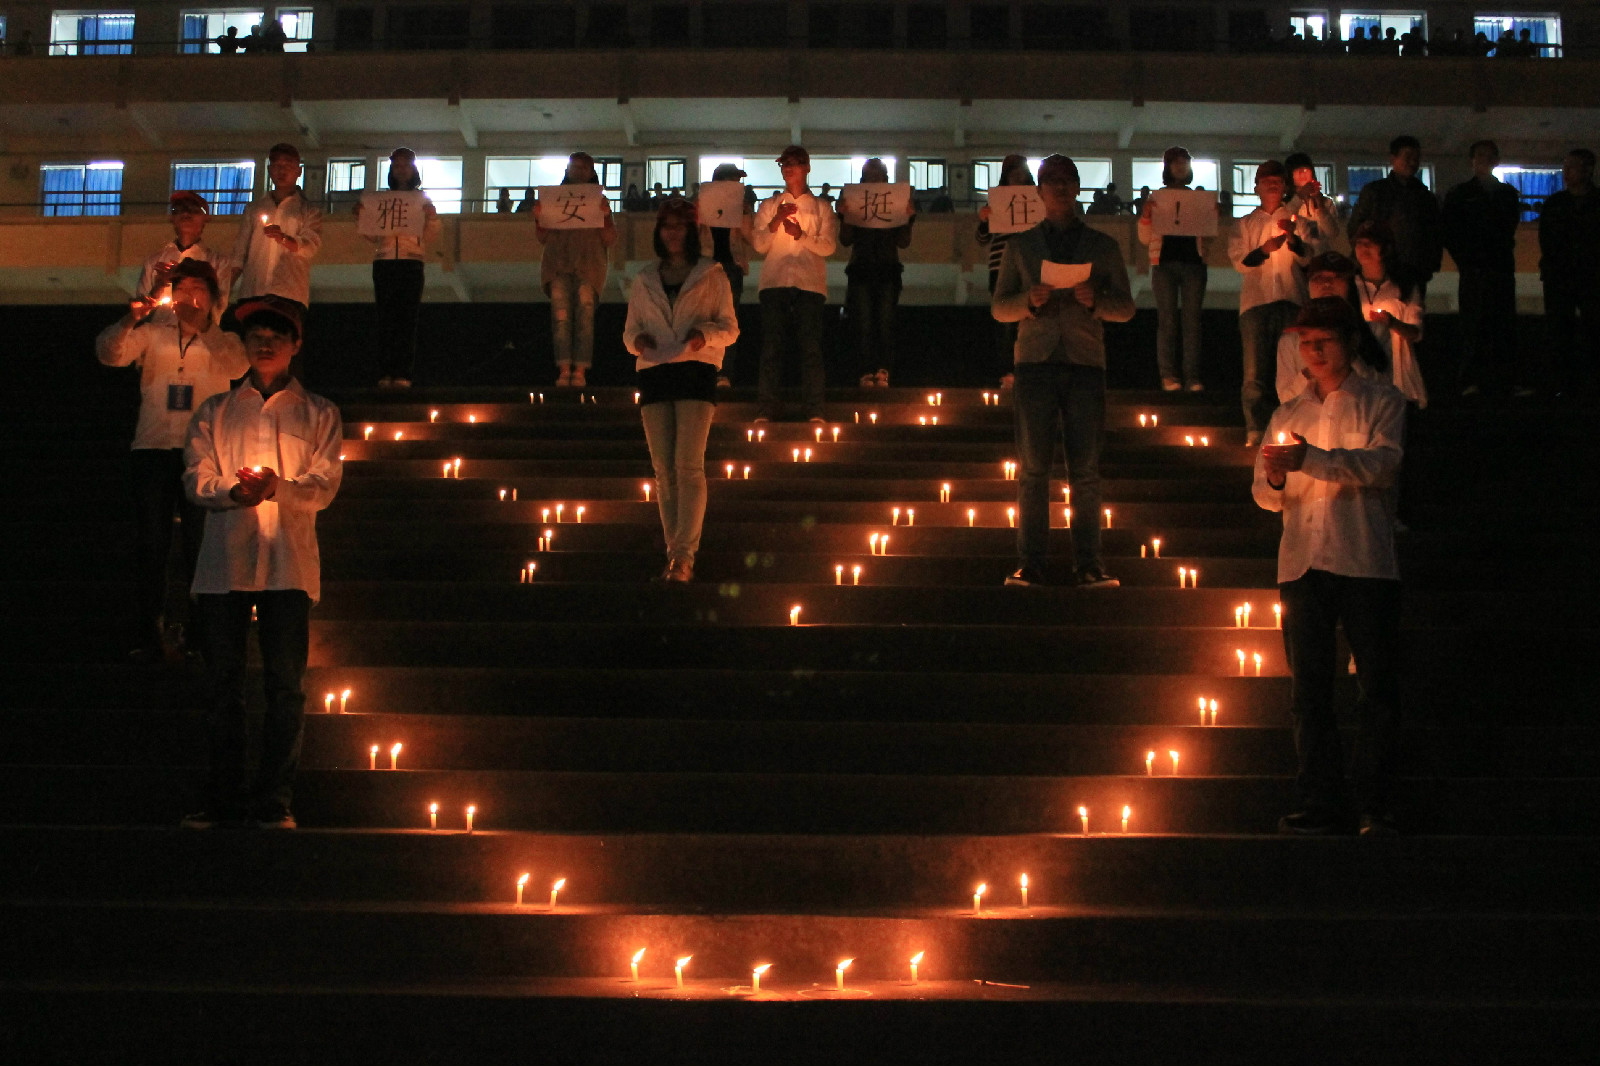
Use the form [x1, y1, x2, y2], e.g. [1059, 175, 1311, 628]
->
[230, 143, 323, 312]
[11, 29, 35, 55]
[840, 158, 915, 388]
[515, 187, 535, 213]
[1285, 152, 1342, 255]
[183, 297, 342, 831]
[214, 26, 242, 54]
[1139, 146, 1209, 393]
[1443, 140, 1523, 397]
[96, 260, 249, 664]
[535, 151, 616, 388]
[260, 17, 287, 52]
[1539, 148, 1599, 400]
[1088, 183, 1122, 216]
[1352, 222, 1427, 407]
[139, 192, 232, 307]
[926, 187, 955, 213]
[817, 183, 836, 204]
[1230, 160, 1311, 446]
[625, 198, 739, 584]
[751, 145, 837, 422]
[357, 148, 441, 389]
[1399, 26, 1427, 57]
[993, 154, 1135, 590]
[1472, 31, 1494, 57]
[623, 184, 648, 212]
[649, 182, 667, 209]
[1349, 136, 1442, 299]
[1255, 297, 1407, 838]
[239, 24, 263, 55]
[976, 154, 1034, 390]
[496, 188, 513, 213]
[1380, 27, 1400, 56]
[698, 162, 753, 389]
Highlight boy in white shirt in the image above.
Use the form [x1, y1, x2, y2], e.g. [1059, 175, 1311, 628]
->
[230, 142, 323, 310]
[138, 191, 231, 305]
[1230, 160, 1311, 446]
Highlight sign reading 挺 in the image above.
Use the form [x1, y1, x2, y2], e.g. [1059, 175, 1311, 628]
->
[837, 182, 912, 229]
[357, 191, 428, 238]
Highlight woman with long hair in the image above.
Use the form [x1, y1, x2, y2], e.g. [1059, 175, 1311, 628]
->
[362, 148, 439, 388]
[975, 154, 1034, 389]
[1351, 221, 1427, 407]
[1138, 146, 1208, 391]
[537, 152, 617, 387]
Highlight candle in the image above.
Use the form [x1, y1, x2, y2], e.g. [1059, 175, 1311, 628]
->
[394, 431, 403, 440]
[726, 464, 734, 479]
[1200, 436, 1209, 447]
[1062, 487, 1071, 504]
[675, 956, 691, 988]
[757, 430, 765, 442]
[1210, 699, 1219, 726]
[1139, 413, 1148, 427]
[870, 533, 880, 555]
[909, 952, 923, 984]
[555, 504, 564, 523]
[1103, 508, 1112, 529]
[516, 873, 529, 905]
[642, 484, 651, 502]
[1235, 606, 1244, 628]
[931, 415, 939, 425]
[832, 427, 840, 442]
[1079, 806, 1089, 833]
[340, 689, 351, 714]
[880, 535, 889, 556]
[1121, 805, 1131, 833]
[1152, 538, 1161, 558]
[790, 605, 801, 626]
[852, 565, 861, 586]
[1237, 649, 1246, 675]
[634, 391, 640, 404]
[1169, 750, 1180, 775]
[869, 413, 877, 425]
[927, 393, 936, 406]
[815, 427, 823, 442]
[259, 213, 270, 224]
[1064, 507, 1071, 528]
[364, 426, 374, 440]
[1186, 435, 1195, 447]
[793, 448, 801, 463]
[1191, 569, 1200, 587]
[430, 410, 438, 422]
[576, 507, 585, 523]
[1199, 696, 1208, 725]
[836, 565, 844, 585]
[1243, 603, 1252, 628]
[465, 804, 476, 833]
[835, 958, 852, 991]
[631, 948, 645, 982]
[1179, 567, 1187, 588]
[549, 878, 565, 909]
[543, 509, 551, 523]
[324, 693, 334, 714]
[390, 742, 402, 771]
[973, 883, 986, 915]
[443, 462, 452, 479]
[544, 529, 554, 549]
[747, 429, 754, 441]
[500, 489, 508, 502]
[936, 392, 943, 406]
[892, 508, 900, 526]
[1254, 653, 1263, 677]
[469, 415, 477, 424]
[751, 964, 770, 994]
[983, 392, 991, 405]
[1152, 415, 1158, 427]
[967, 509, 976, 527]
[743, 466, 750, 479]
[906, 509, 914, 526]
[855, 411, 860, 423]
[1141, 545, 1147, 558]
[1277, 432, 1287, 445]
[919, 416, 928, 426]
[1007, 507, 1016, 528]
[369, 745, 378, 770]
[1020, 873, 1029, 908]
[1146, 750, 1155, 775]
[1274, 604, 1282, 629]
[429, 802, 438, 830]
[940, 483, 951, 503]
[804, 448, 812, 462]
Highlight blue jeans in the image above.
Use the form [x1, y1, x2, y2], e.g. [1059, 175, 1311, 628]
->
[757, 287, 827, 419]
[641, 399, 715, 564]
[198, 589, 311, 818]
[1280, 570, 1403, 817]
[1239, 300, 1298, 435]
[1012, 361, 1106, 574]
[547, 272, 597, 369]
[1152, 261, 1206, 385]
[847, 278, 900, 375]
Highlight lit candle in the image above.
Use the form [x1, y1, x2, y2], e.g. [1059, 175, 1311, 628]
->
[880, 535, 889, 555]
[892, 507, 900, 526]
[742, 466, 750, 479]
[726, 464, 734, 479]
[1103, 508, 1112, 529]
[1079, 806, 1089, 833]
[931, 416, 938, 426]
[757, 430, 765, 442]
[832, 427, 840, 442]
[555, 504, 564, 523]
[500, 489, 508, 502]
[1235, 606, 1244, 628]
[967, 508, 976, 527]
[340, 689, 351, 714]
[1064, 507, 1071, 527]
[752, 964, 770, 994]
[642, 484, 651, 502]
[394, 431, 403, 440]
[1139, 413, 1148, 427]
[631, 948, 645, 982]
[544, 529, 554, 549]
[1185, 435, 1195, 447]
[1152, 538, 1161, 558]
[983, 392, 991, 405]
[906, 509, 914, 526]
[973, 882, 986, 915]
[835, 958, 852, 991]
[852, 565, 861, 586]
[747, 429, 754, 441]
[936, 392, 943, 406]
[815, 427, 823, 442]
[324, 693, 334, 714]
[869, 413, 877, 425]
[1254, 653, 1263, 677]
[804, 448, 812, 462]
[1062, 487, 1071, 504]
[1007, 507, 1016, 528]
[1191, 569, 1200, 587]
[855, 411, 860, 423]
[1179, 567, 1187, 588]
[369, 745, 378, 770]
[259, 213, 270, 225]
[1199, 696, 1208, 725]
[909, 952, 923, 984]
[576, 507, 585, 523]
[1237, 649, 1246, 675]
[1121, 805, 1131, 833]
[1151, 415, 1158, 427]
[390, 742, 402, 770]
[940, 483, 951, 503]
[919, 416, 928, 426]
[1274, 604, 1282, 629]
[516, 873, 529, 905]
[465, 805, 476, 833]
[835, 564, 844, 585]
[469, 415, 477, 424]
[428, 802, 438, 830]
[1209, 699, 1219, 726]
[542, 509, 551, 523]
[789, 605, 801, 626]
[634, 391, 640, 404]
[1200, 436, 1209, 447]
[443, 462, 453, 479]
[1020, 873, 1029, 908]
[675, 956, 691, 988]
[1277, 432, 1287, 445]
[1243, 603, 1252, 628]
[1146, 750, 1155, 775]
[870, 533, 880, 555]
[927, 394, 936, 406]
[1141, 545, 1147, 558]
[364, 426, 374, 440]
[549, 878, 565, 909]
[1169, 750, 1180, 775]
[430, 410, 439, 422]
[793, 448, 801, 462]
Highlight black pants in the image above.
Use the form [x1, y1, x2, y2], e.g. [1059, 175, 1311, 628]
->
[1280, 570, 1403, 818]
[198, 590, 311, 818]
[129, 448, 205, 647]
[1544, 280, 1599, 398]
[757, 287, 827, 419]
[715, 258, 744, 381]
[374, 258, 425, 380]
[846, 277, 901, 376]
[1456, 268, 1519, 393]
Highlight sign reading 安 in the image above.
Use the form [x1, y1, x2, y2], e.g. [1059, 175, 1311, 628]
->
[986, 186, 1046, 234]
[837, 182, 912, 229]
[357, 191, 428, 238]
[536, 184, 609, 230]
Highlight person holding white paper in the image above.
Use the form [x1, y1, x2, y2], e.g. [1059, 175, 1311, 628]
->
[357, 148, 440, 389]
[1230, 160, 1312, 447]
[975, 155, 1034, 389]
[1138, 147, 1211, 392]
[697, 163, 754, 388]
[624, 199, 740, 583]
[992, 154, 1135, 589]
[536, 152, 616, 388]
[840, 158, 915, 386]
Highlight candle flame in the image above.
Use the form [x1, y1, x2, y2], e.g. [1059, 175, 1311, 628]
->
[676, 956, 692, 969]
[1078, 805, 1088, 817]
[517, 873, 530, 887]
[975, 883, 987, 897]
[1122, 805, 1132, 819]
[466, 804, 476, 816]
[910, 952, 924, 965]
[836, 958, 853, 972]
[753, 964, 771, 977]
[429, 802, 438, 813]
[632, 949, 646, 965]
[1020, 873, 1029, 888]
[551, 878, 566, 892]
[369, 745, 379, 755]
[390, 743, 402, 756]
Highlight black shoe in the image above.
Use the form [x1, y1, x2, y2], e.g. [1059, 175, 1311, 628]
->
[1278, 809, 1349, 835]
[1005, 566, 1045, 587]
[1359, 812, 1399, 837]
[1075, 566, 1120, 588]
[180, 810, 219, 830]
[255, 806, 297, 830]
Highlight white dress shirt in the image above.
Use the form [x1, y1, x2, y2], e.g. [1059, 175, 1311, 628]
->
[751, 190, 837, 295]
[138, 240, 233, 304]
[230, 187, 324, 306]
[1356, 274, 1428, 407]
[96, 312, 249, 451]
[1229, 205, 1311, 314]
[1253, 370, 1406, 585]
[185, 378, 343, 602]
[1276, 330, 1378, 403]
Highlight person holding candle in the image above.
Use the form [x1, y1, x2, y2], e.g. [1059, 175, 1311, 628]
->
[137, 191, 232, 309]
[992, 154, 1135, 588]
[537, 152, 616, 388]
[229, 143, 323, 313]
[359, 148, 441, 389]
[1276, 252, 1390, 403]
[1254, 297, 1406, 837]
[624, 198, 740, 583]
[1351, 222, 1427, 409]
[180, 297, 342, 830]
[96, 259, 249, 663]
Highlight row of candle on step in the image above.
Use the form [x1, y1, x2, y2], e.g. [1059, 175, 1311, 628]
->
[611, 952, 929, 991]
[1233, 603, 1283, 628]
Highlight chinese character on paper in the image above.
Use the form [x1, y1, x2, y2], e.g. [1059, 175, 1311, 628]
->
[377, 196, 410, 231]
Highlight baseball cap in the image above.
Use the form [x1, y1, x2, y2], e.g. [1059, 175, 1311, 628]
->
[711, 163, 748, 181]
[169, 190, 209, 214]
[234, 295, 303, 341]
[776, 145, 810, 167]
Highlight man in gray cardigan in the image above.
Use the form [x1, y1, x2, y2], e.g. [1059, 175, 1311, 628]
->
[993, 154, 1136, 588]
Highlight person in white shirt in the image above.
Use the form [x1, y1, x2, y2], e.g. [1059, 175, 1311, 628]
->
[356, 147, 441, 389]
[751, 145, 838, 422]
[1230, 160, 1312, 446]
[1255, 297, 1407, 837]
[624, 198, 740, 583]
[182, 297, 343, 830]
[1277, 251, 1390, 402]
[97, 259, 250, 662]
[1351, 221, 1428, 407]
[229, 142, 323, 310]
[138, 191, 231, 306]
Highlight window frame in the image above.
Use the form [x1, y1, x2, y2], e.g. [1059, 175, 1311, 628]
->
[39, 161, 125, 217]
[49, 9, 136, 55]
[171, 159, 258, 216]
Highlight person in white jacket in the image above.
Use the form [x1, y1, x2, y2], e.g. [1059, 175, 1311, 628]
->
[96, 259, 249, 661]
[229, 142, 323, 310]
[624, 198, 740, 583]
[356, 148, 441, 388]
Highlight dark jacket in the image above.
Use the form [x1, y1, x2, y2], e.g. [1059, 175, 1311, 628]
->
[1537, 189, 1600, 286]
[1442, 177, 1522, 275]
[839, 219, 914, 285]
[1349, 173, 1444, 280]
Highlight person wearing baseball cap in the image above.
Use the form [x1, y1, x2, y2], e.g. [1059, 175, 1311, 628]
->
[751, 144, 837, 421]
[137, 191, 232, 307]
[230, 141, 322, 311]
[182, 292, 342, 830]
[992, 153, 1135, 590]
[1254, 295, 1407, 837]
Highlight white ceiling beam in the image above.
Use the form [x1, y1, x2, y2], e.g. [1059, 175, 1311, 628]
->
[619, 99, 638, 148]
[287, 100, 321, 149]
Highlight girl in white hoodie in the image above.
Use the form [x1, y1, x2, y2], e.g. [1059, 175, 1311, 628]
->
[624, 199, 740, 583]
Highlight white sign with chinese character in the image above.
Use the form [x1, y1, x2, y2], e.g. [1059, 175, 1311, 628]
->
[837, 182, 912, 229]
[697, 181, 746, 228]
[357, 191, 428, 238]
[536, 184, 608, 230]
[987, 186, 1047, 234]
[1147, 188, 1219, 238]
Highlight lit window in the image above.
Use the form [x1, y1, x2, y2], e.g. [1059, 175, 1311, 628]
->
[413, 157, 464, 215]
[645, 158, 687, 196]
[1230, 163, 1335, 217]
[41, 162, 123, 216]
[486, 155, 620, 213]
[1290, 10, 1330, 40]
[50, 11, 135, 55]
[908, 159, 948, 192]
[172, 161, 256, 215]
[324, 158, 367, 214]
[1474, 15, 1560, 56]
[1494, 165, 1563, 221]
[276, 8, 312, 50]
[179, 9, 260, 52]
[1337, 11, 1426, 44]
